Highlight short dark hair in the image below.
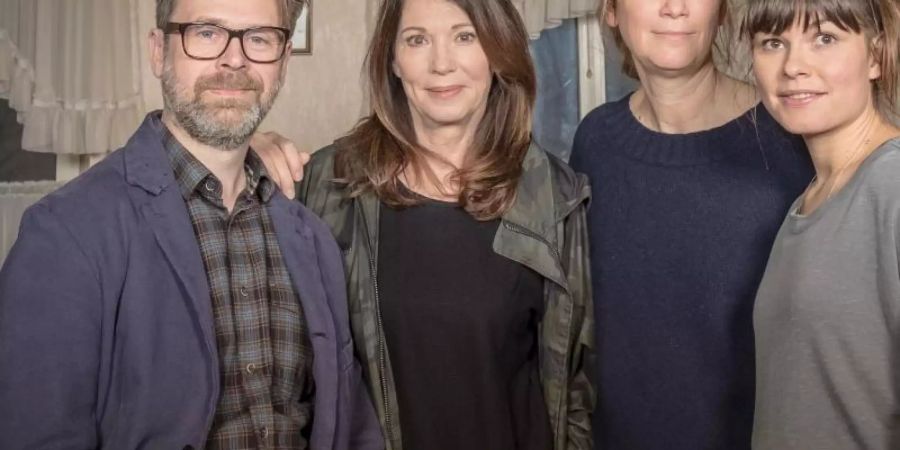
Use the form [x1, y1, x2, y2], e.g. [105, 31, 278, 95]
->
[742, 0, 900, 120]
[156, 0, 306, 33]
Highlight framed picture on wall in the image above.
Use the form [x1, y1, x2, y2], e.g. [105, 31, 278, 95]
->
[291, 4, 312, 55]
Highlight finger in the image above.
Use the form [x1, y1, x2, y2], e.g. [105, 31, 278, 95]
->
[295, 152, 311, 183]
[274, 140, 306, 182]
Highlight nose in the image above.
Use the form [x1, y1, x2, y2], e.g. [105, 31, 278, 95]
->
[429, 38, 457, 75]
[661, 0, 688, 18]
[217, 35, 248, 70]
[782, 45, 810, 79]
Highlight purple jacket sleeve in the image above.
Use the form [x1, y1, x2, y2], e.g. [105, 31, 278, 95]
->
[0, 204, 101, 449]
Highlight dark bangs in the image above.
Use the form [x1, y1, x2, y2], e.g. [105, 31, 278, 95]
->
[743, 0, 880, 37]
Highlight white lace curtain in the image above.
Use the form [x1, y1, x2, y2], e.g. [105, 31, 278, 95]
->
[0, 0, 143, 155]
[513, 0, 598, 39]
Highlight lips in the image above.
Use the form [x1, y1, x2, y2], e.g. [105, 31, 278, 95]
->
[777, 90, 826, 107]
[426, 85, 464, 99]
[653, 31, 694, 37]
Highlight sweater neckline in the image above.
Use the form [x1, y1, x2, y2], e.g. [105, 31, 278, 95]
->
[604, 92, 766, 166]
[785, 137, 900, 232]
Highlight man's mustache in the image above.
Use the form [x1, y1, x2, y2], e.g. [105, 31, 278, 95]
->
[194, 72, 261, 95]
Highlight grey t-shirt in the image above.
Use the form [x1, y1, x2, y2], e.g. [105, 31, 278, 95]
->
[753, 137, 900, 450]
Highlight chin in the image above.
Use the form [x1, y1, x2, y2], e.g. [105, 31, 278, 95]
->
[421, 109, 472, 126]
[777, 117, 834, 137]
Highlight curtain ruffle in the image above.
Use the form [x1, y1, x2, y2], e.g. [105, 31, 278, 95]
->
[513, 0, 597, 39]
[0, 0, 143, 155]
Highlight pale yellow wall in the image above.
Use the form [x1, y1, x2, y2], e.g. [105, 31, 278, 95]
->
[137, 0, 375, 153]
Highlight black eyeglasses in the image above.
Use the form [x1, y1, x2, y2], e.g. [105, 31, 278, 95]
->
[163, 22, 291, 64]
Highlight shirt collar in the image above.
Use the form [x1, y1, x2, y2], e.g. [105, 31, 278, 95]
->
[161, 125, 276, 203]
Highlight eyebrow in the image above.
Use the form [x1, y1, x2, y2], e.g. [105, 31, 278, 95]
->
[398, 23, 474, 34]
[190, 16, 276, 28]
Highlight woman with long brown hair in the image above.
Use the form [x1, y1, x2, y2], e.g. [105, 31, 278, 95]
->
[292, 0, 593, 448]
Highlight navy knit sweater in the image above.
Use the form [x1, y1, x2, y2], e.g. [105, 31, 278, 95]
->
[569, 95, 813, 450]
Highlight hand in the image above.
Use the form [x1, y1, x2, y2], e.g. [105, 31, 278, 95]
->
[250, 131, 311, 199]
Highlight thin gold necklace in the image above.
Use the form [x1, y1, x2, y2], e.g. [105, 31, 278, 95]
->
[807, 135, 873, 202]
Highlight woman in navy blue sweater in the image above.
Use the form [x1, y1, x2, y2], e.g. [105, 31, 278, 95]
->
[568, 1, 813, 449]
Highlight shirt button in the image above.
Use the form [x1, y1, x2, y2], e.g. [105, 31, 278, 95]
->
[204, 180, 216, 192]
[246, 363, 256, 374]
[239, 287, 248, 297]
[260, 426, 269, 438]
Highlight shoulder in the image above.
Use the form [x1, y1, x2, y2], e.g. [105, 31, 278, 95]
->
[298, 143, 341, 205]
[570, 94, 635, 171]
[574, 94, 631, 143]
[31, 149, 132, 229]
[860, 139, 900, 196]
[297, 142, 356, 242]
[13, 149, 136, 270]
[307, 144, 338, 174]
[522, 143, 590, 214]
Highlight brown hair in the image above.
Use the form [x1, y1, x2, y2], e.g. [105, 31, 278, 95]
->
[333, 0, 537, 221]
[742, 0, 900, 120]
[598, 0, 735, 80]
[156, 0, 306, 33]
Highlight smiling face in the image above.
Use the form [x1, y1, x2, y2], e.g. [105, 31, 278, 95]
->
[607, 0, 723, 77]
[752, 18, 881, 137]
[150, 0, 289, 149]
[391, 0, 492, 132]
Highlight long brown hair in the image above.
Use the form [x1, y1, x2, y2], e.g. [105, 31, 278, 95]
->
[742, 0, 900, 120]
[334, 0, 537, 221]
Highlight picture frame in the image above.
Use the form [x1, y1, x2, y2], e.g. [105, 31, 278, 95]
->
[291, 4, 312, 55]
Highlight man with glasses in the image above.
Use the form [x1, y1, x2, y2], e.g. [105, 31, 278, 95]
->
[0, 0, 381, 448]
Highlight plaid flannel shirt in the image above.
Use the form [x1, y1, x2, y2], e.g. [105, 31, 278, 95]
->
[163, 129, 314, 449]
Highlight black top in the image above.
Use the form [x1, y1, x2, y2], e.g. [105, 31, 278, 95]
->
[377, 195, 552, 450]
[569, 94, 814, 450]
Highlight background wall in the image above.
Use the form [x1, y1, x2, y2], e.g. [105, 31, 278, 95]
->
[136, 0, 375, 153]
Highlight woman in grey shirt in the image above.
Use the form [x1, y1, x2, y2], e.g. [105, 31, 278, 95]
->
[745, 0, 900, 448]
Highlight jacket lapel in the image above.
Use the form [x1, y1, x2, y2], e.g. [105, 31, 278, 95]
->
[495, 145, 570, 291]
[267, 195, 339, 450]
[123, 114, 218, 362]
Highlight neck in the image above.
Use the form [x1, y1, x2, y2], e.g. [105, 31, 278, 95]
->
[162, 111, 248, 211]
[405, 108, 482, 197]
[632, 63, 755, 133]
[414, 123, 476, 168]
[803, 108, 896, 179]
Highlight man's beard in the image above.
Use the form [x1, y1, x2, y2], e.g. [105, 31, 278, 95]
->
[161, 61, 282, 150]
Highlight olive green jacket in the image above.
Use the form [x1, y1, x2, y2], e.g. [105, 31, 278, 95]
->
[298, 142, 594, 450]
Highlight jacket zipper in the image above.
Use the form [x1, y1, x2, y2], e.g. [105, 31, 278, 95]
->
[502, 221, 562, 261]
[359, 206, 395, 445]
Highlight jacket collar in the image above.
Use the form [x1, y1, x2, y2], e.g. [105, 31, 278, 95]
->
[123, 112, 178, 196]
[500, 144, 560, 239]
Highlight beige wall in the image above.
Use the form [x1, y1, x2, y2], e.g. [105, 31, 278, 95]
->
[137, 0, 375, 153]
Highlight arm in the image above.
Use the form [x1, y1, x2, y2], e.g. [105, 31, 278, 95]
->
[562, 184, 595, 450]
[0, 204, 101, 449]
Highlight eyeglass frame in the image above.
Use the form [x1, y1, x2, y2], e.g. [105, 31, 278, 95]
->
[163, 22, 292, 64]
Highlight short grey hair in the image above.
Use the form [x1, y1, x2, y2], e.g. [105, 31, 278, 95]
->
[156, 0, 306, 33]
